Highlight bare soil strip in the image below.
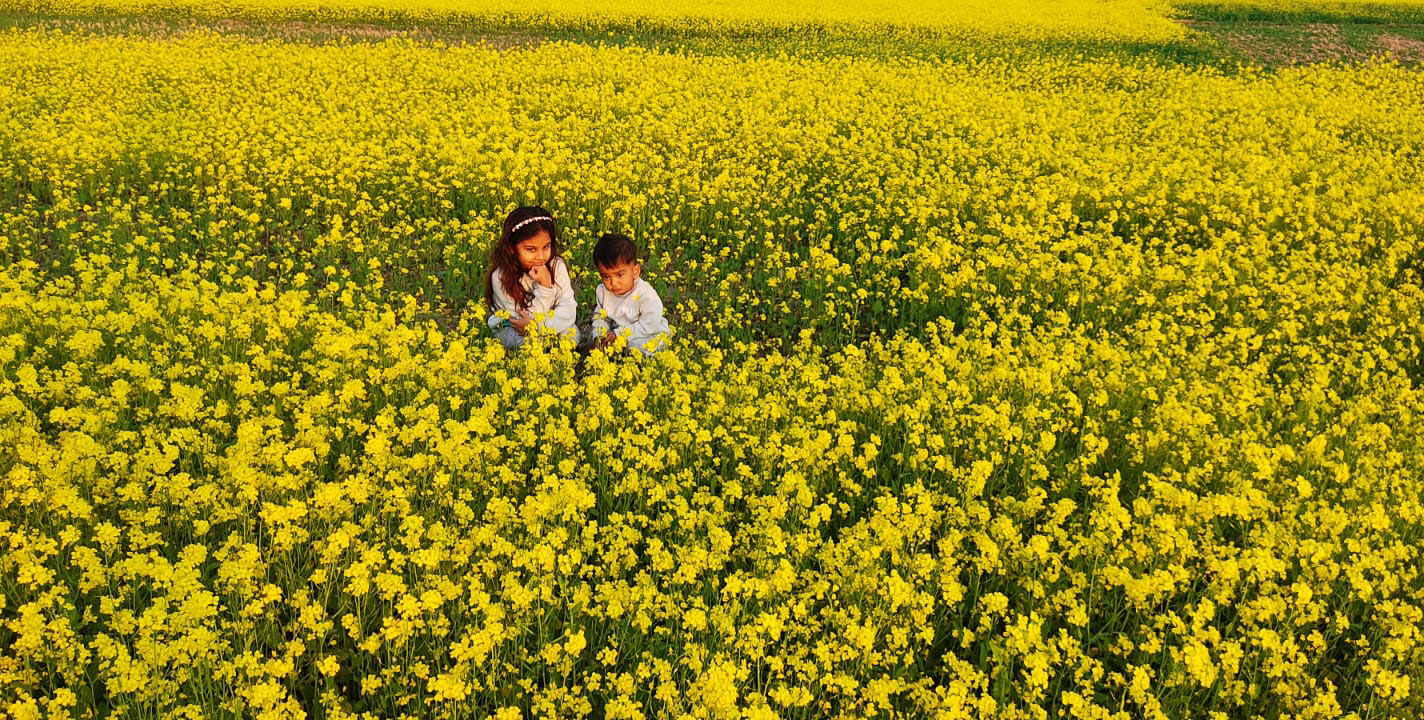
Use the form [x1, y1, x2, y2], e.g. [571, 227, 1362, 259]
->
[1180, 19, 1424, 64]
[11, 14, 545, 48]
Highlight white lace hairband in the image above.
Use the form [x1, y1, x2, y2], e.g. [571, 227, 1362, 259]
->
[510, 215, 553, 233]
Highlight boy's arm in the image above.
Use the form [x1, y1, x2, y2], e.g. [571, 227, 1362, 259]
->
[625, 286, 670, 351]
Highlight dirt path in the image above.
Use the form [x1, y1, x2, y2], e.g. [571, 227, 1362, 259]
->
[1180, 19, 1424, 64]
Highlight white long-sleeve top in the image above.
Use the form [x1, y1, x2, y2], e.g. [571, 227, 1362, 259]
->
[592, 278, 670, 354]
[487, 257, 577, 335]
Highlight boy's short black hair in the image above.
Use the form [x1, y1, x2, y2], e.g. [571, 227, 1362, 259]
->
[593, 233, 639, 268]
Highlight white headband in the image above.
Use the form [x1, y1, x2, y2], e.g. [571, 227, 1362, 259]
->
[510, 215, 553, 233]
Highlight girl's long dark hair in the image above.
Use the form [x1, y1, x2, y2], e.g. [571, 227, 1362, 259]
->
[484, 205, 562, 311]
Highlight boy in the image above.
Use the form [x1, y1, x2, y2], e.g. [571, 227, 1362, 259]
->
[587, 233, 670, 355]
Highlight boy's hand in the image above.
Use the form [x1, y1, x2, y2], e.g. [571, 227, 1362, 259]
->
[527, 264, 553, 288]
[596, 331, 616, 349]
[511, 310, 533, 335]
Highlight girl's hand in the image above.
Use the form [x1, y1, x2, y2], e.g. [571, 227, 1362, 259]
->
[510, 310, 533, 335]
[527, 264, 553, 288]
[596, 331, 616, 349]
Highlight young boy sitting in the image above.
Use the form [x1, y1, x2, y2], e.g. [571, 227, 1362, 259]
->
[588, 233, 670, 355]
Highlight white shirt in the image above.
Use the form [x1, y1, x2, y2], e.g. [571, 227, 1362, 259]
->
[592, 278, 670, 354]
[487, 256, 577, 335]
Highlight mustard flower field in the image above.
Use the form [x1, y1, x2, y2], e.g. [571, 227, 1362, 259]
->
[1, 1, 1423, 718]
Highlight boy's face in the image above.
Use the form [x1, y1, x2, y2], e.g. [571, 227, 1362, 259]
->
[596, 260, 641, 296]
[515, 230, 553, 271]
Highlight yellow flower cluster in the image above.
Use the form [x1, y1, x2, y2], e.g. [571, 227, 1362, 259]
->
[1, 9, 1423, 720]
[3, 32, 1422, 347]
[8, 253, 1419, 719]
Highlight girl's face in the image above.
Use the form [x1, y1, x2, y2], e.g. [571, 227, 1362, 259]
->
[514, 230, 553, 271]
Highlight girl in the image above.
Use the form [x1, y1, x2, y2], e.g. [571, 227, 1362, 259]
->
[484, 205, 577, 349]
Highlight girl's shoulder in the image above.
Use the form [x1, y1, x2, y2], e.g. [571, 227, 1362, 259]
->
[489, 265, 532, 301]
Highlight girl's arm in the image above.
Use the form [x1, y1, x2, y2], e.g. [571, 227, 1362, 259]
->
[531, 258, 577, 333]
[486, 268, 516, 331]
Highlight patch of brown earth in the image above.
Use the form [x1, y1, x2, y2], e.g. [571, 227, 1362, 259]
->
[1180, 19, 1424, 65]
[1297, 23, 1366, 62]
[1378, 32, 1424, 61]
[1214, 23, 1365, 65]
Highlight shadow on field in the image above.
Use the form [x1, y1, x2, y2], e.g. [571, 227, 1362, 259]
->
[1, 8, 1225, 66]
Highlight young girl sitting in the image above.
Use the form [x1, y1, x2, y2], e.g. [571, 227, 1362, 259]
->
[484, 206, 577, 349]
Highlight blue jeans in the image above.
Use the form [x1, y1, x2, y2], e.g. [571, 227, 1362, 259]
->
[493, 326, 524, 350]
[494, 325, 585, 351]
